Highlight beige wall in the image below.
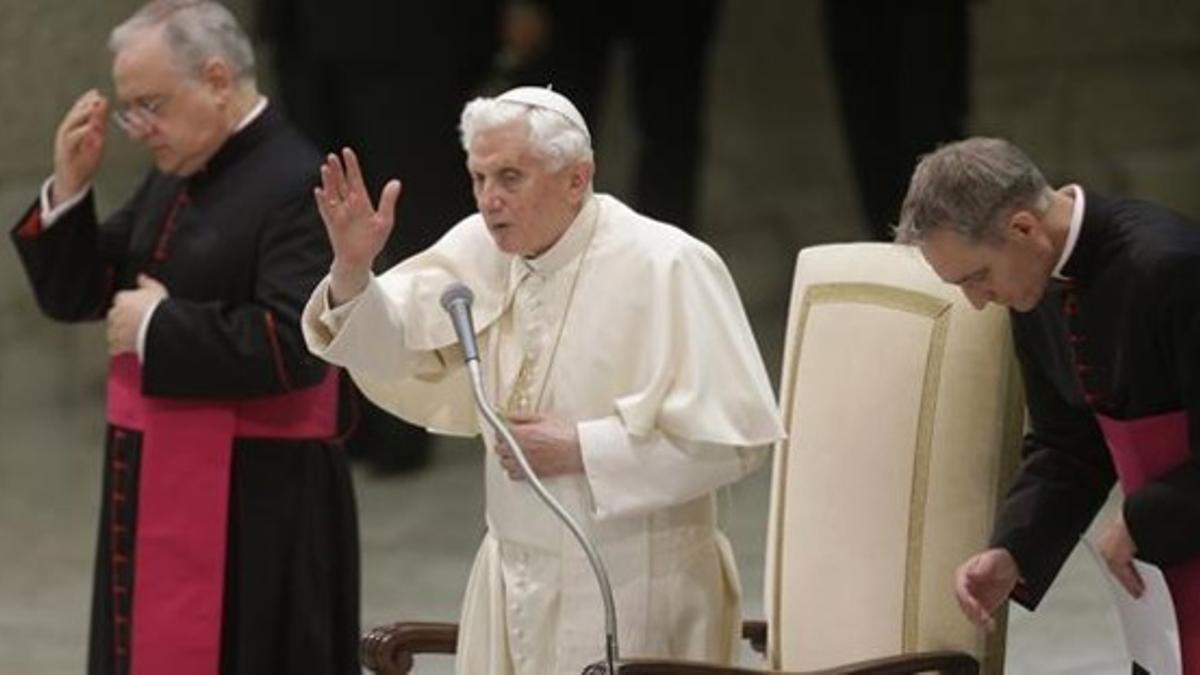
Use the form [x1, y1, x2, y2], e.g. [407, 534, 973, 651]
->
[972, 0, 1200, 214]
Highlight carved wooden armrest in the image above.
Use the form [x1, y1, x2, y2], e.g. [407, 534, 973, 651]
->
[812, 650, 978, 674]
[583, 649, 977, 675]
[360, 621, 459, 674]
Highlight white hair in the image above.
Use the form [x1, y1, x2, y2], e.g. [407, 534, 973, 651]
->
[459, 97, 594, 172]
[109, 0, 256, 84]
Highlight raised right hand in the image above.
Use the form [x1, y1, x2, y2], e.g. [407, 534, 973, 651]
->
[314, 148, 402, 305]
[52, 90, 109, 206]
[953, 548, 1020, 631]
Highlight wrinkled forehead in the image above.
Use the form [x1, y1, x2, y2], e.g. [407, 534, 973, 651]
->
[466, 122, 542, 170]
[111, 28, 181, 97]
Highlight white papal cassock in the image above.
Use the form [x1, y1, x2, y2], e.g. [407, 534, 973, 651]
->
[302, 193, 785, 674]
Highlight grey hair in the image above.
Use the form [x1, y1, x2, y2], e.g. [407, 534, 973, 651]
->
[459, 97, 594, 173]
[895, 137, 1051, 244]
[109, 0, 256, 84]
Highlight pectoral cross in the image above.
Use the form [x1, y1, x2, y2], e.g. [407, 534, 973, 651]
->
[504, 353, 537, 415]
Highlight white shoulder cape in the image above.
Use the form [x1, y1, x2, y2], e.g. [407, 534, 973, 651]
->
[338, 194, 784, 447]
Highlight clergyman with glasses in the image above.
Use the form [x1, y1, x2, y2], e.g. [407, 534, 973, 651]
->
[9, 1, 358, 673]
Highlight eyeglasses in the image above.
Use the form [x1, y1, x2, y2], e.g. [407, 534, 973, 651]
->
[110, 95, 169, 136]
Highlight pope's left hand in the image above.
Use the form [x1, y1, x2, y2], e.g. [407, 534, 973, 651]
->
[495, 413, 584, 480]
[107, 274, 168, 355]
[1098, 514, 1145, 599]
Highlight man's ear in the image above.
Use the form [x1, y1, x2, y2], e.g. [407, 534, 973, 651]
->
[201, 57, 235, 99]
[566, 161, 593, 201]
[1007, 209, 1041, 239]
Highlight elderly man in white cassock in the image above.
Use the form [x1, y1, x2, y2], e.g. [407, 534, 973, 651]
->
[301, 86, 785, 674]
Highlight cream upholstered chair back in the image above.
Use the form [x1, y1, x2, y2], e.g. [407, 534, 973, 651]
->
[763, 242, 1022, 674]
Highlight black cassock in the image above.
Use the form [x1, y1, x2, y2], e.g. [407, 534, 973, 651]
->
[991, 191, 1200, 670]
[10, 105, 359, 675]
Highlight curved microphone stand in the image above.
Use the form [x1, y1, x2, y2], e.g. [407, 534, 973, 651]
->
[441, 284, 620, 674]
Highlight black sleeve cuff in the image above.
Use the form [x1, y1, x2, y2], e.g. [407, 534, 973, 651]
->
[1124, 467, 1200, 567]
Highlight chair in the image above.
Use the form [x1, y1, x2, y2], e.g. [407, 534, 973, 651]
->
[361, 242, 1023, 674]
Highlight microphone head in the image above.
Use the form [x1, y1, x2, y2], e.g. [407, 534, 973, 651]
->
[440, 282, 475, 311]
[440, 282, 480, 363]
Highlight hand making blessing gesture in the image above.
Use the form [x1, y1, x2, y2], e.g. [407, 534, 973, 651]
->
[314, 148, 403, 305]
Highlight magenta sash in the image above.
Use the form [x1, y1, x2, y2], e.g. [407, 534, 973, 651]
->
[1096, 411, 1200, 674]
[105, 354, 337, 675]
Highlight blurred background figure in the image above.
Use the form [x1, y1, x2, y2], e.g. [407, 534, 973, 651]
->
[486, 0, 722, 235]
[255, 0, 500, 474]
[823, 0, 970, 240]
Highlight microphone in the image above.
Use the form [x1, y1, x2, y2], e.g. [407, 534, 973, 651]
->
[439, 282, 621, 673]
[439, 283, 479, 363]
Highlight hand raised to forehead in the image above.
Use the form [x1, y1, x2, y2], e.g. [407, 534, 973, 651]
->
[314, 148, 402, 276]
[53, 89, 109, 206]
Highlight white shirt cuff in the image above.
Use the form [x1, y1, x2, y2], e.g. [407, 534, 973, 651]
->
[39, 176, 91, 227]
[135, 298, 166, 362]
[318, 280, 366, 334]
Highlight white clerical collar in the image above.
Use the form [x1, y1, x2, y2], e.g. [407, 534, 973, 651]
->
[235, 96, 268, 133]
[1052, 184, 1085, 280]
[519, 195, 599, 278]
